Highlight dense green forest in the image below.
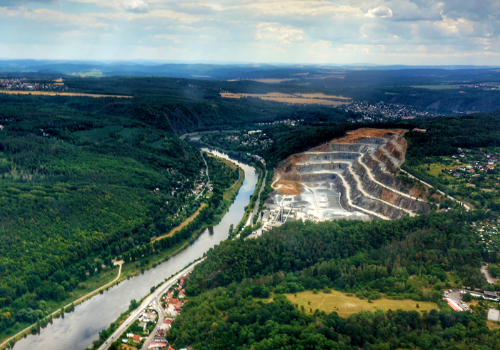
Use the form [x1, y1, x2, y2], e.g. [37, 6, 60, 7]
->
[168, 210, 499, 349]
[0, 91, 240, 336]
[58, 77, 356, 133]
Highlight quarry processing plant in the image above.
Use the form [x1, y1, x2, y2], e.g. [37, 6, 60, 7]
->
[261, 128, 431, 230]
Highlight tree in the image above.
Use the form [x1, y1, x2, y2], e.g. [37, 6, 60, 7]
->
[54, 285, 66, 302]
[462, 293, 472, 302]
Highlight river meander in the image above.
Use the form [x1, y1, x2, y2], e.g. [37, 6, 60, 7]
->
[13, 150, 258, 350]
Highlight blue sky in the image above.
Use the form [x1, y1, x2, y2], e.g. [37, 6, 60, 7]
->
[0, 0, 499, 64]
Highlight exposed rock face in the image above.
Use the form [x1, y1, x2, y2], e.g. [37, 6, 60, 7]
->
[272, 128, 430, 221]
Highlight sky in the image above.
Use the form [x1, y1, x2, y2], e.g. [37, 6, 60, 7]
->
[0, 0, 499, 65]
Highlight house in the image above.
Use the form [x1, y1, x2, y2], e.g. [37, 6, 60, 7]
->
[484, 290, 498, 298]
[487, 165, 494, 170]
[148, 342, 168, 349]
[133, 334, 141, 342]
[165, 304, 177, 317]
[488, 308, 500, 321]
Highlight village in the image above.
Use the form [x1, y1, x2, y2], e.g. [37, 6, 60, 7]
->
[473, 220, 500, 259]
[114, 275, 190, 350]
[344, 101, 438, 121]
[0, 78, 68, 92]
[448, 148, 499, 181]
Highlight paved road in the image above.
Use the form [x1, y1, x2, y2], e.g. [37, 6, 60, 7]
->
[0, 263, 122, 350]
[140, 296, 165, 350]
[98, 260, 204, 350]
[245, 169, 268, 227]
[481, 265, 498, 284]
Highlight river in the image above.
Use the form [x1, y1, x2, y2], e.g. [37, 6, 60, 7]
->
[12, 150, 258, 350]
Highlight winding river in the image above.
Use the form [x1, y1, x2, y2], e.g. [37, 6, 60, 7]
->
[12, 150, 258, 350]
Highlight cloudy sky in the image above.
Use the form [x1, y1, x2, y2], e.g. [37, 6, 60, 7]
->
[0, 0, 499, 65]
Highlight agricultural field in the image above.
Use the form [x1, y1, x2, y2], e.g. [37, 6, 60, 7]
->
[284, 290, 438, 318]
[220, 92, 350, 106]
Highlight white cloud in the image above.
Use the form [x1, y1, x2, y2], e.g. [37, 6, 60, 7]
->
[365, 6, 393, 18]
[124, 0, 149, 13]
[256, 23, 304, 45]
[0, 0, 499, 63]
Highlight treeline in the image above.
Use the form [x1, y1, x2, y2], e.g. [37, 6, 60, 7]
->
[406, 110, 500, 162]
[186, 211, 493, 298]
[168, 210, 499, 349]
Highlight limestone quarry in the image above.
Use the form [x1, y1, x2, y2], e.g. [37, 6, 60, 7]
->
[262, 128, 431, 228]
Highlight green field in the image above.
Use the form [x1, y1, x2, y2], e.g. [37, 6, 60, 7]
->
[284, 290, 438, 318]
[425, 162, 464, 177]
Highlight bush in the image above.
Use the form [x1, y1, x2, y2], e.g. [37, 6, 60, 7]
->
[312, 289, 319, 294]
[323, 287, 331, 294]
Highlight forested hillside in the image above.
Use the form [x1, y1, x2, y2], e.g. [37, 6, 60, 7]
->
[0, 92, 218, 336]
[169, 210, 499, 349]
[58, 77, 353, 134]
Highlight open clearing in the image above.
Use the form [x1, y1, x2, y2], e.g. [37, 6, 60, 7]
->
[425, 162, 465, 177]
[273, 179, 302, 195]
[220, 92, 350, 106]
[488, 321, 500, 330]
[0, 90, 132, 98]
[285, 290, 438, 318]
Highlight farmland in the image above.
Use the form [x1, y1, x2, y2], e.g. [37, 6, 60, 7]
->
[220, 92, 350, 106]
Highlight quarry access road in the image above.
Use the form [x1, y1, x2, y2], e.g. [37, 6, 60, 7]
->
[337, 174, 390, 220]
[374, 143, 470, 211]
[297, 151, 421, 216]
[300, 150, 425, 204]
[356, 154, 425, 203]
[346, 167, 416, 217]
[399, 169, 471, 211]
